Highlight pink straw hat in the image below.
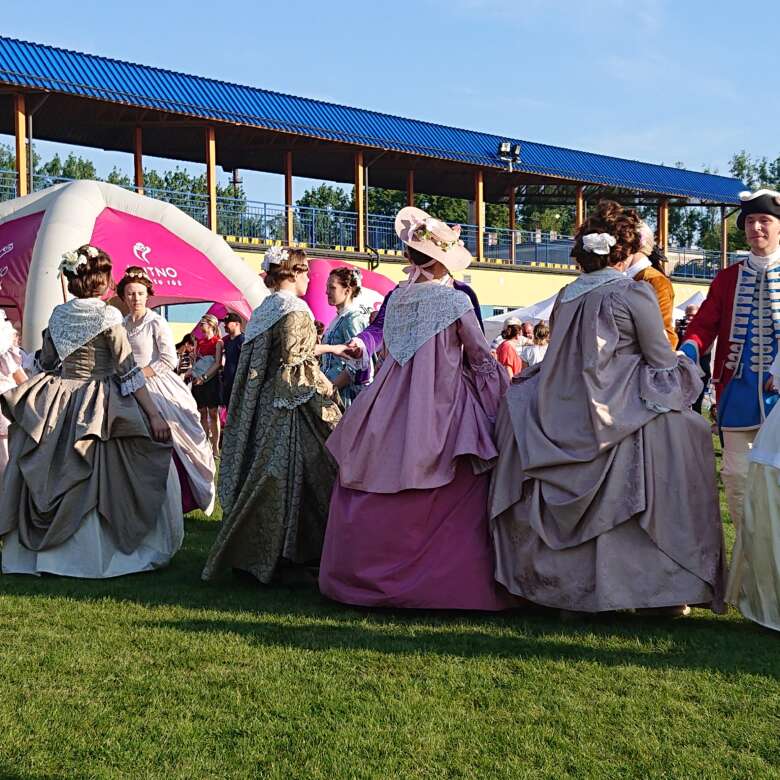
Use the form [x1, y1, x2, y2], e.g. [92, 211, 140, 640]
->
[394, 207, 473, 274]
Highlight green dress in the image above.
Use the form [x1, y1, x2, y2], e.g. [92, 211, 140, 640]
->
[202, 309, 341, 583]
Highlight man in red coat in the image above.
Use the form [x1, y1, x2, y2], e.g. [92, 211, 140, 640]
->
[680, 189, 780, 531]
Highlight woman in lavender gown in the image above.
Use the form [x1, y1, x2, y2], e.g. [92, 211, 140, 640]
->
[319, 208, 514, 610]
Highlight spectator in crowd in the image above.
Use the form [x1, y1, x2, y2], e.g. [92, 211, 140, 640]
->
[676, 304, 712, 415]
[496, 323, 525, 378]
[189, 314, 223, 457]
[176, 334, 196, 378]
[521, 321, 550, 367]
[221, 313, 244, 410]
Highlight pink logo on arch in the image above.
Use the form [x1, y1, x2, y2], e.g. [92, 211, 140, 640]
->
[91, 208, 252, 317]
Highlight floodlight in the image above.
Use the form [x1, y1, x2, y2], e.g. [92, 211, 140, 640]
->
[498, 141, 511, 156]
[511, 143, 521, 160]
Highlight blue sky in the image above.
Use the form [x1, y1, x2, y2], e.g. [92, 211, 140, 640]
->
[2, 0, 776, 203]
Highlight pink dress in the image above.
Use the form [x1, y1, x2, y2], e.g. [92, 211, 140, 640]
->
[319, 281, 515, 610]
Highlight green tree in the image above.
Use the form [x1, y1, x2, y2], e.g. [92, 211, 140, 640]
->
[297, 183, 352, 212]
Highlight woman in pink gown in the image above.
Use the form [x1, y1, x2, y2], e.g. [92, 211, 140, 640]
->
[319, 208, 514, 610]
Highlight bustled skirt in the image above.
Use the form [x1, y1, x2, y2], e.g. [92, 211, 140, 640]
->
[490, 402, 725, 613]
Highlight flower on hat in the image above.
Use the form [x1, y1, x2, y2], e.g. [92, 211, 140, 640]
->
[582, 233, 617, 255]
[261, 246, 289, 273]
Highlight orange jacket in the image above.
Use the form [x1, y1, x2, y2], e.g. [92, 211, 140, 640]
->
[635, 266, 678, 349]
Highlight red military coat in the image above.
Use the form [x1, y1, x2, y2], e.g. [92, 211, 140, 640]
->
[680, 262, 742, 404]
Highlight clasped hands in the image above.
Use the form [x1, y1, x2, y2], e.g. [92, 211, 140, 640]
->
[328, 340, 363, 360]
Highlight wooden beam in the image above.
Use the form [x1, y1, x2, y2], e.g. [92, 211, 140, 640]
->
[474, 170, 485, 262]
[284, 151, 294, 246]
[575, 185, 585, 229]
[355, 151, 365, 253]
[406, 170, 415, 207]
[133, 126, 144, 195]
[14, 94, 28, 197]
[508, 187, 516, 265]
[205, 126, 217, 232]
[657, 197, 669, 252]
[720, 205, 728, 270]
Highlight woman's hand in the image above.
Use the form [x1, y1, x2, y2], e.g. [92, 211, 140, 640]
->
[328, 344, 351, 358]
[149, 413, 172, 443]
[142, 365, 156, 379]
[344, 339, 363, 360]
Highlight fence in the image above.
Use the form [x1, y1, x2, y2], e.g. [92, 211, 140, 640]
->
[0, 170, 741, 279]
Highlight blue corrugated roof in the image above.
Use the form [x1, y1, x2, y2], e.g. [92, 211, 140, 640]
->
[0, 36, 744, 203]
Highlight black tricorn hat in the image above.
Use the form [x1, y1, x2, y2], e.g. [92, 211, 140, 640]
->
[737, 189, 780, 230]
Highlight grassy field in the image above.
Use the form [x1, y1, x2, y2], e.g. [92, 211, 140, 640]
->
[0, 443, 779, 779]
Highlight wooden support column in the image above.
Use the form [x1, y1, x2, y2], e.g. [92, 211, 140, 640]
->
[575, 185, 585, 229]
[355, 151, 365, 253]
[508, 187, 516, 264]
[205, 127, 217, 232]
[133, 127, 144, 195]
[475, 170, 485, 263]
[657, 198, 669, 252]
[14, 94, 28, 198]
[406, 170, 415, 207]
[720, 205, 729, 270]
[284, 151, 294, 246]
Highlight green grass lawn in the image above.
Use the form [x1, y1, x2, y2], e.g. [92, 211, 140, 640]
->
[0, 439, 778, 779]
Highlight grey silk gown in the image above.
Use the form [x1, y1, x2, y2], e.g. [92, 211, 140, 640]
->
[489, 270, 726, 613]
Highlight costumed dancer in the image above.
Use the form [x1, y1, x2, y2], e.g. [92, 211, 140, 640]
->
[0, 311, 26, 476]
[319, 208, 515, 610]
[202, 248, 342, 584]
[624, 215, 678, 348]
[0, 245, 181, 578]
[320, 267, 371, 409]
[119, 266, 216, 515]
[680, 190, 780, 536]
[342, 265, 485, 373]
[489, 204, 725, 615]
[721, 191, 780, 630]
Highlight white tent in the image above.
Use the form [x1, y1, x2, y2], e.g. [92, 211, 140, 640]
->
[672, 291, 706, 324]
[0, 180, 267, 352]
[484, 292, 558, 343]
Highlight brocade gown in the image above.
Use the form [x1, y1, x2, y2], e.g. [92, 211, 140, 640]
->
[202, 293, 341, 584]
[489, 270, 726, 613]
[0, 299, 182, 578]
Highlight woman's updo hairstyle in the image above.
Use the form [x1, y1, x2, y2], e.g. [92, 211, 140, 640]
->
[406, 245, 435, 267]
[329, 266, 362, 298]
[571, 200, 642, 273]
[264, 248, 309, 290]
[62, 244, 113, 298]
[502, 324, 523, 340]
[117, 265, 155, 299]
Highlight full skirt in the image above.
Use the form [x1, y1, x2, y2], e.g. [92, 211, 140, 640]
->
[320, 458, 517, 611]
[490, 402, 725, 613]
[726, 462, 780, 631]
[2, 462, 183, 577]
[146, 370, 215, 514]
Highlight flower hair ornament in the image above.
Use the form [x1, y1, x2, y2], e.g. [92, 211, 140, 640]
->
[582, 233, 617, 255]
[124, 267, 152, 282]
[59, 245, 99, 276]
[406, 216, 465, 253]
[350, 268, 363, 287]
[261, 246, 289, 273]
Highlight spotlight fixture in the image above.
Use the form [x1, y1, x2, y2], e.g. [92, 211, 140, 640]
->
[497, 140, 521, 172]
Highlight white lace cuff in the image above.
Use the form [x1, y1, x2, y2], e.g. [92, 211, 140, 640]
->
[272, 387, 316, 410]
[119, 366, 146, 396]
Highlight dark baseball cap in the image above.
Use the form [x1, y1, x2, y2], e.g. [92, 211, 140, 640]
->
[222, 312, 242, 324]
